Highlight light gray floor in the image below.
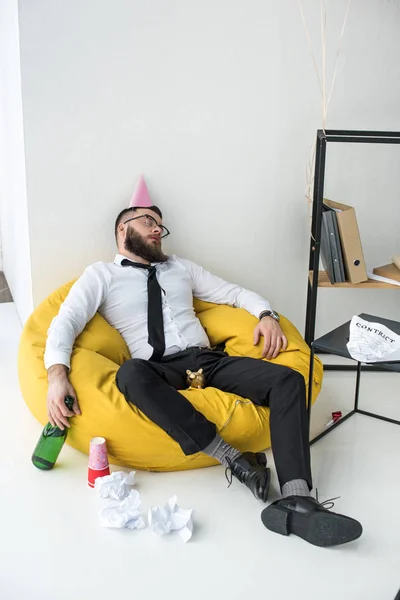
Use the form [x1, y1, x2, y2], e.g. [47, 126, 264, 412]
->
[1, 302, 399, 600]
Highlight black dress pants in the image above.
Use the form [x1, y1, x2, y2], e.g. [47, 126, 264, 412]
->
[116, 347, 312, 490]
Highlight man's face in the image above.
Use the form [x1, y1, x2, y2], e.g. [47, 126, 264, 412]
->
[121, 208, 168, 263]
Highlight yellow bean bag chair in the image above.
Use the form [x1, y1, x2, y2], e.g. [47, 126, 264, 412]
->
[19, 280, 323, 472]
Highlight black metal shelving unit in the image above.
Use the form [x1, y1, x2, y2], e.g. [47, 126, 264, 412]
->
[304, 129, 400, 373]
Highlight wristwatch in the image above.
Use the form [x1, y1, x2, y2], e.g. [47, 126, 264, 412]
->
[259, 310, 280, 322]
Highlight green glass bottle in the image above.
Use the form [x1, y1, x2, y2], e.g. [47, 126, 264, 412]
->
[31, 396, 75, 470]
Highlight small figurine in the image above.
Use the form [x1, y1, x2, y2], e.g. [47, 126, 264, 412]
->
[186, 368, 206, 389]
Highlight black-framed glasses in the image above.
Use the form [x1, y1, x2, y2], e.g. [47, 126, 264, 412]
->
[123, 214, 170, 238]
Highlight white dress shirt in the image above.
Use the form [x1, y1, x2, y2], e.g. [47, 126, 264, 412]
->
[44, 253, 272, 370]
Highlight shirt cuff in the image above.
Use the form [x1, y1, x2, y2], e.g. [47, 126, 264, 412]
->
[248, 302, 272, 320]
[44, 350, 71, 371]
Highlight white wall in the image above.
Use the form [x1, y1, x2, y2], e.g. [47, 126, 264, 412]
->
[0, 0, 32, 323]
[14, 0, 400, 334]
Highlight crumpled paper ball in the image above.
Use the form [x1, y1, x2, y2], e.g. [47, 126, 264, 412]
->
[98, 489, 146, 529]
[95, 470, 136, 500]
[148, 495, 194, 542]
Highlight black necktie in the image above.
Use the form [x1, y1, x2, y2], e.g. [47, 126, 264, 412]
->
[121, 259, 165, 361]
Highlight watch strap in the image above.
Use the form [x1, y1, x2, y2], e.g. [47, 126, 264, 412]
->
[259, 310, 279, 321]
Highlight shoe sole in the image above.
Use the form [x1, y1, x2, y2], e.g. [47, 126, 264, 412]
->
[260, 503, 362, 547]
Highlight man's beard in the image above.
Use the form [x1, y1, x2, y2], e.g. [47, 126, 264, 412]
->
[124, 227, 168, 263]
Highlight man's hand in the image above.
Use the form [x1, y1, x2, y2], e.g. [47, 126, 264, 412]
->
[47, 365, 81, 430]
[253, 317, 288, 359]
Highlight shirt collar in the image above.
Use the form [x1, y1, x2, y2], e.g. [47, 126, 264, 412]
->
[114, 253, 129, 266]
[114, 253, 170, 267]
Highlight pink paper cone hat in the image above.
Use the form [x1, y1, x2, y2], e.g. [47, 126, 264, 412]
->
[129, 174, 153, 208]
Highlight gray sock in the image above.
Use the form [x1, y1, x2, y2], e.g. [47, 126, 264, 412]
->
[202, 434, 242, 467]
[282, 479, 310, 498]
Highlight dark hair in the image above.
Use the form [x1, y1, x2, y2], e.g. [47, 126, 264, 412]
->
[114, 206, 163, 241]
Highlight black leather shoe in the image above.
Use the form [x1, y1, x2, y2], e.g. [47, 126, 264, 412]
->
[226, 452, 270, 502]
[261, 495, 363, 547]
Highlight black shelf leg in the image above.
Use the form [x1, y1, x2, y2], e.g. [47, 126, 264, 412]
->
[354, 361, 361, 411]
[305, 132, 327, 346]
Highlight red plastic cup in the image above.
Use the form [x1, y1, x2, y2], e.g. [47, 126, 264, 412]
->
[88, 436, 110, 488]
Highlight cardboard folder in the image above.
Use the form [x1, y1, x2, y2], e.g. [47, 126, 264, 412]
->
[323, 199, 368, 284]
